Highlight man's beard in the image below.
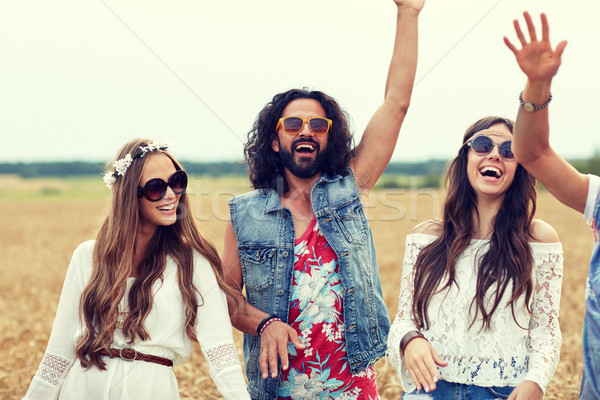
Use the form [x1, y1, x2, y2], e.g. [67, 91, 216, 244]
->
[278, 138, 327, 179]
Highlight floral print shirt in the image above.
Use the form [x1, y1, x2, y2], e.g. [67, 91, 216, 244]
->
[276, 218, 379, 400]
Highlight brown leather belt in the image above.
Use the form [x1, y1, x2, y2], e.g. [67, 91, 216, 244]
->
[99, 347, 173, 367]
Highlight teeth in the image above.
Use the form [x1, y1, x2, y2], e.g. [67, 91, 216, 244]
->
[158, 204, 175, 211]
[480, 166, 502, 178]
[295, 143, 315, 151]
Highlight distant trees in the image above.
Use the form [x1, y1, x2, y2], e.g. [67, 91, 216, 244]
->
[2, 152, 600, 184]
[571, 150, 600, 176]
[0, 160, 247, 178]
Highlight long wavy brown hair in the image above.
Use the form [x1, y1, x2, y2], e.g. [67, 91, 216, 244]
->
[76, 139, 238, 369]
[412, 117, 537, 331]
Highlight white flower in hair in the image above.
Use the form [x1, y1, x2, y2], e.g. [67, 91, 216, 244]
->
[103, 141, 169, 189]
[113, 153, 133, 176]
[103, 171, 117, 189]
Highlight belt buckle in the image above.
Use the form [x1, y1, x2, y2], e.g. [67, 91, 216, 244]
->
[119, 346, 138, 361]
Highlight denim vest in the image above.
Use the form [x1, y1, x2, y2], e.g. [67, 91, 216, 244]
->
[228, 167, 390, 400]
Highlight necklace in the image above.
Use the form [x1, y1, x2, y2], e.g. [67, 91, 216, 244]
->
[116, 312, 129, 329]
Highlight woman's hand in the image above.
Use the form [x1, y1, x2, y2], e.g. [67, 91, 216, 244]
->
[393, 0, 425, 13]
[403, 338, 447, 392]
[504, 12, 567, 83]
[507, 380, 543, 400]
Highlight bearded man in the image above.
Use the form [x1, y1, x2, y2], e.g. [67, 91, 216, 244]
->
[223, 1, 424, 399]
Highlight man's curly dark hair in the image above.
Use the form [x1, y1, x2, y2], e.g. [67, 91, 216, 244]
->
[244, 88, 355, 192]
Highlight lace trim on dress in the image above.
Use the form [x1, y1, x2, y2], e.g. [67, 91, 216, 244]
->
[206, 343, 239, 375]
[37, 353, 70, 386]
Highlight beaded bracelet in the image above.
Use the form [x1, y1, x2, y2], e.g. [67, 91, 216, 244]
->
[257, 314, 280, 336]
[259, 317, 281, 336]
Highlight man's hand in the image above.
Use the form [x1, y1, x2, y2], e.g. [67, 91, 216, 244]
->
[403, 338, 448, 393]
[259, 321, 305, 379]
[507, 380, 543, 400]
[504, 12, 567, 82]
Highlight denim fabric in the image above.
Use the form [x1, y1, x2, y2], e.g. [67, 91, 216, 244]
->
[228, 167, 390, 400]
[402, 380, 514, 400]
[581, 199, 600, 399]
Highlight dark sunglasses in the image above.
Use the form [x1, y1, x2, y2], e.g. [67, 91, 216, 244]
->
[137, 170, 188, 202]
[466, 135, 514, 161]
[276, 116, 332, 136]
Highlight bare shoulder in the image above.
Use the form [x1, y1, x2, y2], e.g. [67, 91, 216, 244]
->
[529, 219, 560, 243]
[411, 220, 443, 236]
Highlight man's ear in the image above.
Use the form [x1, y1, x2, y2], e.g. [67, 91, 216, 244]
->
[271, 135, 280, 153]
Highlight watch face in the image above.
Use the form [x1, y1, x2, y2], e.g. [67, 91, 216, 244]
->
[523, 102, 535, 112]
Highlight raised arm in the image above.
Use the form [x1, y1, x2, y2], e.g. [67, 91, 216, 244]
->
[349, 0, 424, 192]
[222, 221, 304, 380]
[504, 12, 588, 213]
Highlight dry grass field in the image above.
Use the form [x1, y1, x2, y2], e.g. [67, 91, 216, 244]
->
[0, 175, 593, 399]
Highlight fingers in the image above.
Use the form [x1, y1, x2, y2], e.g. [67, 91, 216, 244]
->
[404, 338, 440, 393]
[277, 339, 290, 372]
[407, 368, 423, 392]
[541, 13, 549, 43]
[523, 11, 537, 42]
[258, 324, 287, 379]
[258, 322, 305, 379]
[421, 346, 446, 391]
[258, 338, 281, 379]
[555, 40, 568, 58]
[503, 36, 519, 56]
[412, 358, 437, 392]
[513, 19, 527, 46]
[280, 327, 306, 371]
[289, 330, 306, 350]
[410, 360, 433, 392]
[432, 348, 448, 367]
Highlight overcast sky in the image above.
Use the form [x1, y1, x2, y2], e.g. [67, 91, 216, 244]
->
[1, 0, 598, 164]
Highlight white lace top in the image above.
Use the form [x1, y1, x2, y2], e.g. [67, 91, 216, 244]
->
[388, 233, 563, 393]
[23, 240, 250, 400]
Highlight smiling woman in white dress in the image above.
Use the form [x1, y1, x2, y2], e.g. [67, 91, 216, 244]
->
[388, 117, 563, 400]
[23, 139, 250, 400]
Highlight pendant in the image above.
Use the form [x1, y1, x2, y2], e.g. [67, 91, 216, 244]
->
[116, 312, 129, 329]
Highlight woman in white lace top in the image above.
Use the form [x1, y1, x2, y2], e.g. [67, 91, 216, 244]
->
[23, 139, 250, 400]
[388, 117, 563, 400]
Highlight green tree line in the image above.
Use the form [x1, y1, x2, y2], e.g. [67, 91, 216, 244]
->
[0, 160, 448, 178]
[2, 154, 599, 189]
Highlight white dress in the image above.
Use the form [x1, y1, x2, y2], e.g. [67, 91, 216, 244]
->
[388, 233, 563, 394]
[23, 240, 250, 400]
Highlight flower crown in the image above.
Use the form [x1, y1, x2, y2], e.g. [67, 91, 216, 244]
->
[103, 141, 170, 189]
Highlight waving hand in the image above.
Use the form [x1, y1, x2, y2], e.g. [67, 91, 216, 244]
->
[504, 12, 567, 82]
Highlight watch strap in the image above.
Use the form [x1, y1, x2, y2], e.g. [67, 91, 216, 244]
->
[519, 91, 552, 112]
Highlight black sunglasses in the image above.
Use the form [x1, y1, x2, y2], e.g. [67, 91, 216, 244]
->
[137, 170, 188, 202]
[466, 135, 514, 161]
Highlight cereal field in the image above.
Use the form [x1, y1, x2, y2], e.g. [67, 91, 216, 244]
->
[0, 175, 592, 399]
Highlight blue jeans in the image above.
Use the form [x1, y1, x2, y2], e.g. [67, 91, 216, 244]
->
[402, 380, 514, 400]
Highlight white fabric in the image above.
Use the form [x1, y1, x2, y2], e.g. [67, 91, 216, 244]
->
[23, 240, 250, 400]
[388, 233, 563, 393]
[584, 174, 600, 225]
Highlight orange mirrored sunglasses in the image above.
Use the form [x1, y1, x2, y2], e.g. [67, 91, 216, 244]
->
[276, 116, 332, 136]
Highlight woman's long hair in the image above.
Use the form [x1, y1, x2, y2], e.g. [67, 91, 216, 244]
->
[76, 139, 238, 369]
[412, 117, 537, 331]
[244, 88, 354, 192]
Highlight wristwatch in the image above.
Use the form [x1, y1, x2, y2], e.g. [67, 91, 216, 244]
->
[519, 91, 552, 112]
